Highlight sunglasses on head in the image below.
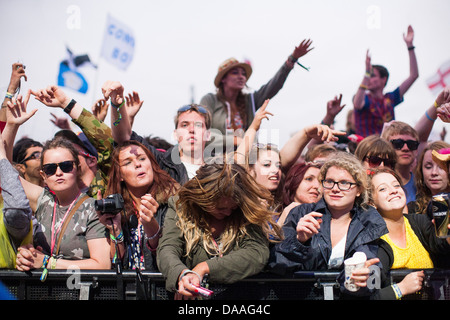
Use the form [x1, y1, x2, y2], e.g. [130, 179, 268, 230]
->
[364, 155, 396, 169]
[390, 139, 419, 151]
[20, 151, 41, 164]
[254, 143, 279, 149]
[41, 160, 75, 176]
[177, 104, 208, 114]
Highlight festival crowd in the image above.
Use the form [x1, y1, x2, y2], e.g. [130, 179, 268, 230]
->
[1, 26, 450, 300]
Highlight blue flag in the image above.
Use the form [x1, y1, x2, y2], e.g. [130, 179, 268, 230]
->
[57, 47, 96, 94]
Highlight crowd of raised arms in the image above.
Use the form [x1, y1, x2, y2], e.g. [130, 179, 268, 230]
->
[1, 25, 450, 300]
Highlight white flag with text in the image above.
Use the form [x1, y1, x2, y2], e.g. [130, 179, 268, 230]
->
[100, 14, 135, 70]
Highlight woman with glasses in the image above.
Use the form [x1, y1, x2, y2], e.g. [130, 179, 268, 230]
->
[269, 152, 387, 297]
[15, 136, 111, 273]
[368, 167, 450, 299]
[98, 140, 179, 272]
[354, 135, 397, 171]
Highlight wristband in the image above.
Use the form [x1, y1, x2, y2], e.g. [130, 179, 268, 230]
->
[110, 230, 124, 243]
[145, 225, 161, 241]
[425, 110, 436, 122]
[392, 283, 403, 300]
[5, 92, 14, 99]
[359, 84, 368, 90]
[434, 101, 440, 108]
[179, 269, 202, 284]
[364, 72, 371, 78]
[40, 255, 50, 282]
[408, 46, 415, 51]
[288, 55, 298, 64]
[49, 256, 58, 269]
[63, 99, 76, 114]
[112, 101, 125, 126]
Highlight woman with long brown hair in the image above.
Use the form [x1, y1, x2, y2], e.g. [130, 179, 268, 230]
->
[409, 140, 450, 216]
[99, 140, 179, 271]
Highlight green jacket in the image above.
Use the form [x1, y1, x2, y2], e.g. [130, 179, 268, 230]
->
[157, 196, 270, 292]
[72, 109, 115, 198]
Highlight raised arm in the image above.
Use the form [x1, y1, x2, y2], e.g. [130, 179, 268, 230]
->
[414, 88, 450, 150]
[353, 50, 372, 111]
[102, 81, 132, 143]
[235, 99, 272, 165]
[398, 25, 419, 97]
[0, 63, 27, 124]
[320, 94, 346, 126]
[2, 91, 37, 162]
[253, 39, 313, 109]
[3, 93, 42, 212]
[280, 124, 345, 171]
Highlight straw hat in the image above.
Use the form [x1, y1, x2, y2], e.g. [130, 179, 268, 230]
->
[432, 148, 450, 172]
[214, 58, 252, 88]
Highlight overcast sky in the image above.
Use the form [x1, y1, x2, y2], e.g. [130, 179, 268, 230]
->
[1, 0, 449, 147]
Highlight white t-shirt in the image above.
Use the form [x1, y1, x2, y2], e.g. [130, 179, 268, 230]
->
[182, 161, 201, 180]
[328, 234, 347, 269]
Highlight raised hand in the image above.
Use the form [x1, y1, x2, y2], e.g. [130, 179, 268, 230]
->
[326, 94, 346, 119]
[125, 91, 144, 120]
[249, 99, 273, 131]
[50, 113, 71, 130]
[101, 80, 124, 106]
[292, 39, 314, 60]
[91, 98, 110, 122]
[6, 90, 38, 125]
[296, 211, 323, 243]
[403, 25, 415, 47]
[31, 85, 71, 109]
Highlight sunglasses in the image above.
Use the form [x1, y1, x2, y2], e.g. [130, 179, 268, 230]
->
[20, 151, 41, 164]
[177, 104, 208, 114]
[390, 139, 419, 151]
[364, 155, 396, 169]
[41, 161, 75, 176]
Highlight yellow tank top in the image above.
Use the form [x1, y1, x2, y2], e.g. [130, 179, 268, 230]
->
[381, 217, 434, 269]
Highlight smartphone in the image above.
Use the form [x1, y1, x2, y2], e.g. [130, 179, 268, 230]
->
[193, 285, 214, 298]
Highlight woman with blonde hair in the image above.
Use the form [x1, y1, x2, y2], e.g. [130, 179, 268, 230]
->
[270, 152, 387, 297]
[157, 162, 282, 299]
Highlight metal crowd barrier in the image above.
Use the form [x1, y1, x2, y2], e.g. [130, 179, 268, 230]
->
[0, 269, 449, 300]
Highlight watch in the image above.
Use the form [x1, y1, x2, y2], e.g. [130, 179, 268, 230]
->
[63, 99, 76, 114]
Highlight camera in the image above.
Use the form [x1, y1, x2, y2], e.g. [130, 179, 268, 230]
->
[95, 194, 124, 214]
